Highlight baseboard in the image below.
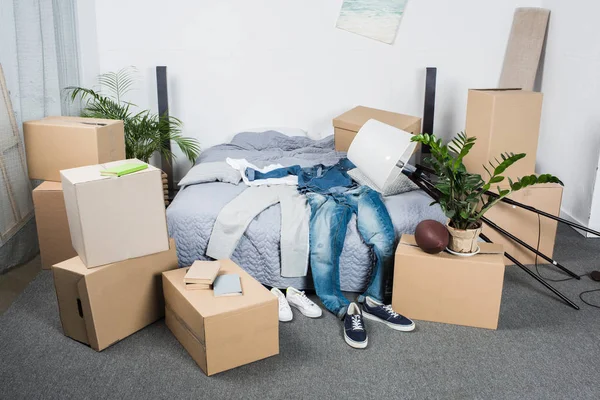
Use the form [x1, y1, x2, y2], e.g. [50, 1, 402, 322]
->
[559, 209, 599, 239]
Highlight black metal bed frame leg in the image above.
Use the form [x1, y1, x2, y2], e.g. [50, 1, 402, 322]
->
[480, 233, 580, 310]
[406, 172, 580, 310]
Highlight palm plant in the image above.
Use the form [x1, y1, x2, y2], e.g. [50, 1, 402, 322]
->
[411, 132, 563, 231]
[66, 67, 200, 164]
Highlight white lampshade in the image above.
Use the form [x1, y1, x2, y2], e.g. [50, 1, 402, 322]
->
[347, 119, 417, 190]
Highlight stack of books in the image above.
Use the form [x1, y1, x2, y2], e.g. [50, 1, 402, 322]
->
[184, 260, 221, 290]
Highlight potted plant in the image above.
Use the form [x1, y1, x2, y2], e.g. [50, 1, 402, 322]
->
[411, 132, 562, 254]
[66, 67, 200, 165]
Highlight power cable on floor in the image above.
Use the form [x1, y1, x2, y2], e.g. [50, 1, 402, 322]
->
[532, 213, 600, 308]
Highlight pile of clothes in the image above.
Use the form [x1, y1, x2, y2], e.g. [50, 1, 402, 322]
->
[206, 157, 415, 349]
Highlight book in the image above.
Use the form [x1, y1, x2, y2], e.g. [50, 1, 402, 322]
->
[100, 163, 148, 177]
[184, 260, 221, 285]
[213, 274, 243, 297]
[185, 282, 212, 291]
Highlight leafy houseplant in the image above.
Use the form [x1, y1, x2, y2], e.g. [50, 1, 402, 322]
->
[66, 67, 200, 164]
[411, 132, 563, 253]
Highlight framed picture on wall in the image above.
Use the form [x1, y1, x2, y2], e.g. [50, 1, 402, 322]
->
[336, 0, 408, 44]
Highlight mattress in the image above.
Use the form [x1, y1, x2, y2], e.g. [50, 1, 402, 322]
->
[167, 131, 446, 292]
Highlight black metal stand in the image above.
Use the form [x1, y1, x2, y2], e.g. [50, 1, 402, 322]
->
[405, 170, 580, 310]
[482, 216, 580, 279]
[415, 163, 600, 237]
[411, 171, 581, 280]
[479, 233, 580, 310]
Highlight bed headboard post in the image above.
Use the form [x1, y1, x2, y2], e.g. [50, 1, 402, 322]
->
[156, 66, 174, 193]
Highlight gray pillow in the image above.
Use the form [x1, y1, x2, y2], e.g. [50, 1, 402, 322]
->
[178, 162, 242, 187]
[348, 168, 419, 196]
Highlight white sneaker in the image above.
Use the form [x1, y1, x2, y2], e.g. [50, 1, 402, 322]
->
[271, 288, 293, 322]
[286, 287, 322, 318]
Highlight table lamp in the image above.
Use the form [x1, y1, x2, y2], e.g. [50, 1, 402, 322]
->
[347, 119, 417, 190]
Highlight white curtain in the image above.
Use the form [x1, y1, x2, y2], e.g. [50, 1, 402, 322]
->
[0, 0, 80, 271]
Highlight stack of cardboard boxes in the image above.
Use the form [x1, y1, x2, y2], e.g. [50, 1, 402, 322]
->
[27, 116, 126, 269]
[24, 116, 278, 374]
[25, 116, 178, 351]
[463, 89, 563, 266]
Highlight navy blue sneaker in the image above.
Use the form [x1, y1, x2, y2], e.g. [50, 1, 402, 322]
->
[362, 296, 415, 331]
[344, 303, 368, 349]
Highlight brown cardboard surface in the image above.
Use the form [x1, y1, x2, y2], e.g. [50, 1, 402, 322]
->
[33, 182, 77, 269]
[23, 116, 125, 181]
[483, 183, 562, 266]
[393, 235, 505, 330]
[52, 239, 178, 351]
[464, 89, 542, 180]
[163, 259, 279, 376]
[60, 159, 169, 268]
[332, 106, 421, 152]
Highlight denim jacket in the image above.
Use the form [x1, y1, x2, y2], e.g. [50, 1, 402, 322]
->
[245, 158, 357, 194]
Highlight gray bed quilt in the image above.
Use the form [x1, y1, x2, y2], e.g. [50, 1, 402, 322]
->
[167, 131, 445, 291]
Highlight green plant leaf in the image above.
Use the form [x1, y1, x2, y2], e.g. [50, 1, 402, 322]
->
[492, 153, 526, 175]
[65, 68, 202, 164]
[489, 176, 505, 184]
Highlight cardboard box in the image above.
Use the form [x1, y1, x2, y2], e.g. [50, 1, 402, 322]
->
[52, 239, 178, 351]
[463, 89, 543, 180]
[32, 182, 77, 269]
[332, 106, 421, 152]
[393, 235, 505, 330]
[483, 183, 563, 266]
[61, 159, 169, 268]
[163, 260, 278, 376]
[24, 116, 125, 181]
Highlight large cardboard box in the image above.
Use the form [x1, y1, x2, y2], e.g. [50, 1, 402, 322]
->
[24, 116, 125, 181]
[393, 235, 505, 330]
[332, 106, 421, 152]
[483, 183, 563, 266]
[463, 89, 543, 180]
[52, 239, 178, 351]
[33, 182, 76, 269]
[61, 159, 169, 268]
[163, 260, 278, 376]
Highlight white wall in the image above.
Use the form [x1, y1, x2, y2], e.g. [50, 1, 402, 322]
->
[537, 0, 600, 234]
[78, 0, 542, 180]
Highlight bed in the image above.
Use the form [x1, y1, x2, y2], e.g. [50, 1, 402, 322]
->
[167, 131, 446, 292]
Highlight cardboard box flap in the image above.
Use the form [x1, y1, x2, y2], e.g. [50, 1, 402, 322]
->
[31, 116, 123, 128]
[472, 88, 523, 93]
[333, 106, 421, 132]
[399, 234, 504, 255]
[165, 307, 209, 373]
[60, 159, 156, 185]
[34, 181, 63, 192]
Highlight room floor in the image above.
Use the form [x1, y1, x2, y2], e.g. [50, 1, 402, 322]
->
[1, 225, 599, 399]
[0, 255, 41, 315]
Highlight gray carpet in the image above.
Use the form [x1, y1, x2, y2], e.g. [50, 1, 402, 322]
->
[1, 225, 600, 400]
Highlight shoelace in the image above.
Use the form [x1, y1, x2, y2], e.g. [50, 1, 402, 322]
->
[351, 315, 364, 331]
[297, 291, 314, 307]
[383, 304, 399, 318]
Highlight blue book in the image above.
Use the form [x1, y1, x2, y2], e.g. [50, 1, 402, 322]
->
[213, 274, 243, 297]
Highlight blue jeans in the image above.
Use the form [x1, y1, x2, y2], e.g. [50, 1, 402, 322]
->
[307, 186, 396, 319]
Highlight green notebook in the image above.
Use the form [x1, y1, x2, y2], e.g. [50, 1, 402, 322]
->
[100, 163, 148, 177]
